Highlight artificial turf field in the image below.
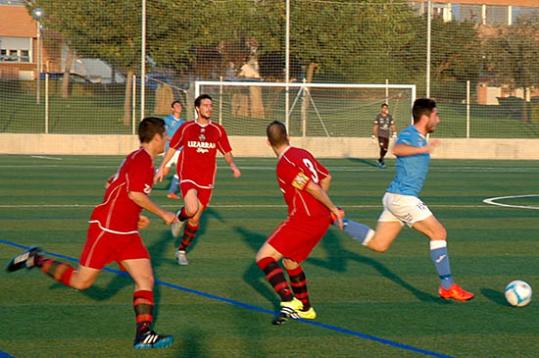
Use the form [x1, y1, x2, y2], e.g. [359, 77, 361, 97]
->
[0, 155, 538, 357]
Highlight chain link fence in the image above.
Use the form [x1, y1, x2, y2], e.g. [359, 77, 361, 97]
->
[1, 0, 538, 138]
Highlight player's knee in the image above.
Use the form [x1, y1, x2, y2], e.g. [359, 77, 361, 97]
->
[431, 226, 447, 241]
[72, 278, 95, 291]
[368, 240, 391, 253]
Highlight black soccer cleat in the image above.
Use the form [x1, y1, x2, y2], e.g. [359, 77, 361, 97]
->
[271, 298, 302, 325]
[5, 247, 42, 272]
[133, 330, 174, 349]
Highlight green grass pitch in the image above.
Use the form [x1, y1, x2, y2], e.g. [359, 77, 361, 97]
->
[0, 155, 538, 357]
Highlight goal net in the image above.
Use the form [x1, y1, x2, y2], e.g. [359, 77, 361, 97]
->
[195, 81, 415, 137]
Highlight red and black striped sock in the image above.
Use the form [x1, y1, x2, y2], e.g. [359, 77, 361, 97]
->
[287, 266, 310, 310]
[133, 290, 154, 335]
[257, 257, 293, 302]
[39, 258, 75, 287]
[178, 222, 198, 251]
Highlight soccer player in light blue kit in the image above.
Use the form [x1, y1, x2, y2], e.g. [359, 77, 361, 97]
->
[342, 98, 474, 301]
[163, 100, 185, 199]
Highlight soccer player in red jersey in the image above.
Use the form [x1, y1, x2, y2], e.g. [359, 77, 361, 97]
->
[256, 120, 344, 324]
[155, 94, 241, 265]
[6, 117, 178, 349]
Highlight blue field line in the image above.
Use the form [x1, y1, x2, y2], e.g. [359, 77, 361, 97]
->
[1, 239, 452, 358]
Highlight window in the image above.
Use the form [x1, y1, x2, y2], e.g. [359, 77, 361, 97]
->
[0, 36, 32, 63]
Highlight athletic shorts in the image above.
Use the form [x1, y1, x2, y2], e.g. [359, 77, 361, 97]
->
[268, 216, 330, 263]
[378, 192, 433, 227]
[165, 150, 180, 168]
[180, 181, 213, 207]
[378, 136, 389, 150]
[79, 223, 150, 269]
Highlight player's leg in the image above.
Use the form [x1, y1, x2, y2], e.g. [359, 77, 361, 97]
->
[378, 137, 389, 168]
[255, 242, 294, 303]
[175, 189, 207, 265]
[364, 220, 403, 253]
[166, 151, 180, 199]
[412, 216, 474, 301]
[122, 258, 173, 349]
[342, 208, 402, 253]
[283, 258, 316, 320]
[6, 247, 100, 289]
[171, 187, 198, 238]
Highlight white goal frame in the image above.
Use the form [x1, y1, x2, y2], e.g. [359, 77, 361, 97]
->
[195, 80, 416, 134]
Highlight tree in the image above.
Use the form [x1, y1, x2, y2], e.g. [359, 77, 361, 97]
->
[405, 16, 482, 98]
[29, 0, 143, 125]
[484, 14, 539, 122]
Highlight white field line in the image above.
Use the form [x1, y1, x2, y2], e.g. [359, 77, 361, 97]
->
[30, 155, 63, 160]
[0, 203, 491, 209]
[0, 164, 538, 173]
[483, 194, 539, 210]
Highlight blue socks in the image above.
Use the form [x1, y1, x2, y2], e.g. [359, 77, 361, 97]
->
[430, 240, 453, 289]
[168, 175, 179, 194]
[343, 219, 375, 246]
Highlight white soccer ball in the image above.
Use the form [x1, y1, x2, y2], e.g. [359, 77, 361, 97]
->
[504, 280, 532, 307]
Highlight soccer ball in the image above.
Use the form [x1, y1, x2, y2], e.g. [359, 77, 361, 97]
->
[504, 280, 532, 307]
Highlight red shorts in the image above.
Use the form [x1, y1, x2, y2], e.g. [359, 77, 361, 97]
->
[79, 223, 150, 269]
[180, 181, 213, 207]
[268, 216, 330, 263]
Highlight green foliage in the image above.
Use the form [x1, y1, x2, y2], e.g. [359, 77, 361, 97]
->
[484, 14, 539, 89]
[31, 0, 142, 71]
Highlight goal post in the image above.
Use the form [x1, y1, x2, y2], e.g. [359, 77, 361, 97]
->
[195, 80, 416, 137]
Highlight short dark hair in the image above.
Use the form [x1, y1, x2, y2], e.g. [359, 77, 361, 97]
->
[412, 98, 437, 123]
[138, 117, 165, 143]
[171, 100, 182, 107]
[266, 120, 289, 147]
[381, 103, 388, 108]
[194, 94, 212, 108]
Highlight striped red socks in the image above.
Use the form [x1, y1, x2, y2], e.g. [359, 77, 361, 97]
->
[133, 290, 154, 335]
[178, 222, 199, 251]
[257, 257, 293, 302]
[287, 266, 310, 310]
[39, 258, 75, 286]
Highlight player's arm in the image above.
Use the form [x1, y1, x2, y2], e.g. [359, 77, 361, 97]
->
[390, 122, 397, 139]
[392, 139, 440, 157]
[319, 173, 331, 192]
[223, 151, 241, 178]
[128, 191, 178, 225]
[304, 181, 343, 229]
[154, 146, 177, 183]
[371, 123, 378, 142]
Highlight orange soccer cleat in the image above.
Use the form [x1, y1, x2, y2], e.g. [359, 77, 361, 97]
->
[439, 284, 474, 302]
[166, 193, 180, 200]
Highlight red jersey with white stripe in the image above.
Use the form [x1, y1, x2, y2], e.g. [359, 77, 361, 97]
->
[276, 146, 330, 219]
[169, 120, 232, 188]
[89, 148, 154, 234]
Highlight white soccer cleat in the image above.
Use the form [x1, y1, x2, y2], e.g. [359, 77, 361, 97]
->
[170, 209, 184, 238]
[175, 250, 189, 266]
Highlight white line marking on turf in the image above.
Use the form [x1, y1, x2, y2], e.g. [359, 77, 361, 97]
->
[483, 194, 539, 210]
[30, 155, 63, 160]
[0, 203, 490, 209]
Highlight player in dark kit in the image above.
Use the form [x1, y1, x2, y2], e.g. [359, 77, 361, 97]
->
[6, 117, 178, 349]
[372, 103, 397, 168]
[155, 94, 241, 266]
[256, 120, 344, 324]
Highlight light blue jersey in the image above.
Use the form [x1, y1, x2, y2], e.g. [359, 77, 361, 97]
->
[163, 114, 185, 151]
[386, 125, 430, 197]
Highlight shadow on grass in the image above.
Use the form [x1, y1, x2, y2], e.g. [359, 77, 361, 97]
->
[234, 226, 280, 311]
[481, 288, 509, 306]
[172, 207, 223, 252]
[308, 229, 441, 303]
[343, 157, 379, 168]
